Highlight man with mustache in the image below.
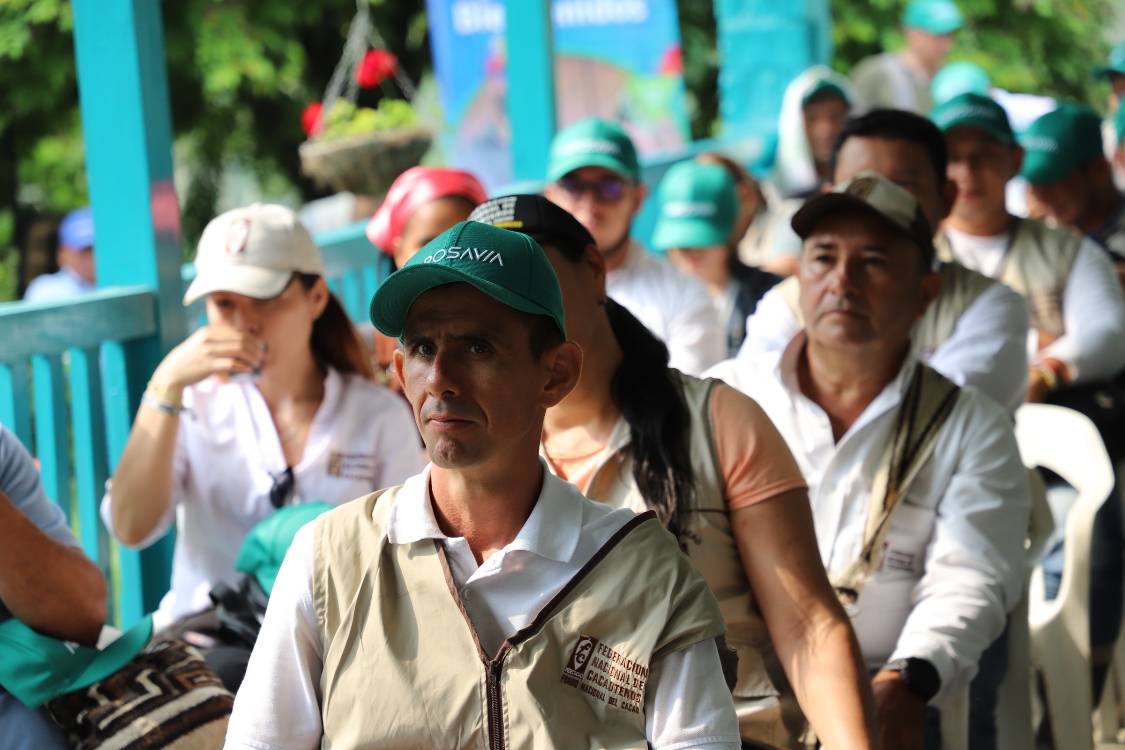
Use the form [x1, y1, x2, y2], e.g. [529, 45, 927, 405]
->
[708, 173, 1031, 750]
[225, 221, 741, 748]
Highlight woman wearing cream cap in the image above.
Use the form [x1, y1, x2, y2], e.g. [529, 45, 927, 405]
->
[101, 203, 423, 629]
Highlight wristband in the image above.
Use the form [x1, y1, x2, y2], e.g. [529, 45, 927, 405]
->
[882, 658, 941, 703]
[141, 392, 182, 417]
[146, 380, 183, 407]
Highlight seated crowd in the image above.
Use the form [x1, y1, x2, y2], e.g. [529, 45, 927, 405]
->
[6, 1, 1125, 748]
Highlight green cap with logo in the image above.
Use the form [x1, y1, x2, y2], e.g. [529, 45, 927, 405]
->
[1095, 42, 1125, 80]
[932, 93, 1014, 145]
[931, 61, 990, 108]
[902, 0, 964, 34]
[0, 614, 153, 708]
[546, 117, 641, 183]
[1020, 103, 1104, 186]
[651, 161, 738, 251]
[369, 220, 567, 340]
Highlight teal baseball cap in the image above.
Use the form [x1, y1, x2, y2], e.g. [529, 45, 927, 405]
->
[651, 161, 738, 251]
[1095, 43, 1125, 80]
[1020, 103, 1104, 185]
[236, 502, 334, 595]
[903, 0, 964, 34]
[932, 93, 1015, 145]
[931, 61, 991, 108]
[1114, 105, 1125, 149]
[0, 614, 153, 708]
[369, 220, 567, 340]
[546, 118, 641, 182]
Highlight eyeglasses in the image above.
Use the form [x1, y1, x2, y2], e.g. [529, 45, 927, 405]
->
[555, 174, 629, 204]
[269, 467, 294, 509]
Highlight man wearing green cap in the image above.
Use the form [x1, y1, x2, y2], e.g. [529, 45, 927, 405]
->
[933, 93, 1125, 403]
[1022, 103, 1125, 288]
[543, 117, 725, 377]
[226, 221, 741, 749]
[1096, 42, 1125, 114]
[851, 0, 964, 114]
[0, 425, 109, 749]
[654, 160, 781, 357]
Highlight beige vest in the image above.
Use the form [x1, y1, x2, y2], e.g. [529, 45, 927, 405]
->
[937, 218, 1081, 340]
[777, 260, 994, 357]
[311, 486, 726, 750]
[576, 373, 803, 747]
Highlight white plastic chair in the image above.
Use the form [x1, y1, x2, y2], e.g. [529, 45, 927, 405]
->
[940, 687, 969, 750]
[1017, 404, 1117, 750]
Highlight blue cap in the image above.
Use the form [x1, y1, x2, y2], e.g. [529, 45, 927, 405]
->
[59, 208, 94, 251]
[903, 0, 964, 35]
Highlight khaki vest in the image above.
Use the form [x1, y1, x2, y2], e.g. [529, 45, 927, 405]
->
[576, 373, 803, 747]
[777, 260, 994, 357]
[937, 219, 1081, 339]
[311, 486, 726, 750]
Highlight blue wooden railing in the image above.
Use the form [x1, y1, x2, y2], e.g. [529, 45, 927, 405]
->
[0, 219, 390, 627]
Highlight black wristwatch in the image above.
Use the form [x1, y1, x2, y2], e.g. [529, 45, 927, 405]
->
[882, 657, 941, 703]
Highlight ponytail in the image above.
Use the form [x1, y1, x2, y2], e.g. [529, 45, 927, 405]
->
[605, 299, 697, 537]
[298, 274, 375, 380]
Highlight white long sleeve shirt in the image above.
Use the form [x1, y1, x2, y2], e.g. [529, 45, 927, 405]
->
[225, 464, 740, 750]
[609, 241, 725, 376]
[706, 339, 1031, 706]
[738, 274, 1031, 414]
[944, 228, 1125, 384]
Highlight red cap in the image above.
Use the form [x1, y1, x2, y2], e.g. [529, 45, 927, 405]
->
[366, 166, 488, 255]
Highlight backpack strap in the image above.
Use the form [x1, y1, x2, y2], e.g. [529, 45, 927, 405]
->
[831, 364, 961, 612]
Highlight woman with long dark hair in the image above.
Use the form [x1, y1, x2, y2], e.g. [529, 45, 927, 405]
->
[102, 204, 423, 627]
[471, 195, 878, 750]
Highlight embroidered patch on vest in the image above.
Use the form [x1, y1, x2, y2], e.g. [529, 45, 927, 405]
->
[560, 636, 647, 714]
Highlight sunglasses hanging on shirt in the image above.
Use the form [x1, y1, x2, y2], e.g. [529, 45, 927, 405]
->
[269, 467, 295, 509]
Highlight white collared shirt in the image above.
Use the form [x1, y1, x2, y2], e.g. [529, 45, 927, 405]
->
[608, 241, 725, 376]
[225, 464, 741, 750]
[944, 227, 1125, 384]
[738, 273, 1031, 414]
[101, 368, 425, 621]
[706, 340, 1031, 706]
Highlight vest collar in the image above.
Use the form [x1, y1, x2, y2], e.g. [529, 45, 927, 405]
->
[386, 461, 584, 564]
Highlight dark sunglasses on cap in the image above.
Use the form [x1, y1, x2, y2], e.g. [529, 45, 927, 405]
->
[269, 466, 294, 509]
[555, 174, 630, 205]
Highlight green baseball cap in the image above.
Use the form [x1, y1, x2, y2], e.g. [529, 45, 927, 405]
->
[903, 0, 964, 34]
[236, 502, 334, 595]
[931, 61, 991, 108]
[1095, 42, 1125, 80]
[802, 78, 850, 108]
[369, 220, 567, 340]
[0, 614, 153, 708]
[1020, 103, 1104, 186]
[932, 93, 1014, 145]
[546, 117, 640, 182]
[651, 161, 738, 251]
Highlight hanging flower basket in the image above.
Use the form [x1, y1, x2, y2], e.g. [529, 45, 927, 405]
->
[297, 3, 431, 196]
[299, 125, 432, 197]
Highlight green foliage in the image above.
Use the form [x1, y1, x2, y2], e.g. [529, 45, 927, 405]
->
[677, 0, 720, 139]
[319, 99, 419, 141]
[831, 0, 1118, 108]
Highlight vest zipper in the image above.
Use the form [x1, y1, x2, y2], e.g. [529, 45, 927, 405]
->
[486, 653, 508, 750]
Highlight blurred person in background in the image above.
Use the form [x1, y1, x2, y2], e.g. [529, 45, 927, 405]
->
[771, 67, 857, 200]
[101, 204, 422, 647]
[652, 161, 781, 358]
[851, 0, 964, 115]
[543, 117, 724, 376]
[24, 207, 96, 302]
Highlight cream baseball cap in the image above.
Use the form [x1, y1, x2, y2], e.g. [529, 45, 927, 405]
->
[183, 203, 325, 305]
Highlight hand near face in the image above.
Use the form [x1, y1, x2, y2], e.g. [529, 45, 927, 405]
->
[872, 670, 926, 750]
[151, 324, 266, 393]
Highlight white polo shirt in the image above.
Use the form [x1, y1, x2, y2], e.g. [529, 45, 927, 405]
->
[944, 228, 1125, 384]
[226, 463, 741, 750]
[609, 241, 725, 376]
[706, 337, 1031, 705]
[737, 274, 1031, 414]
[101, 367, 425, 622]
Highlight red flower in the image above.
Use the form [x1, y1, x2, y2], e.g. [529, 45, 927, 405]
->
[301, 102, 323, 137]
[355, 49, 398, 89]
[658, 44, 683, 76]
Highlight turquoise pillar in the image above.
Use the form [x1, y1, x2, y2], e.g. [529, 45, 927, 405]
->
[71, 0, 182, 622]
[505, 0, 557, 181]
